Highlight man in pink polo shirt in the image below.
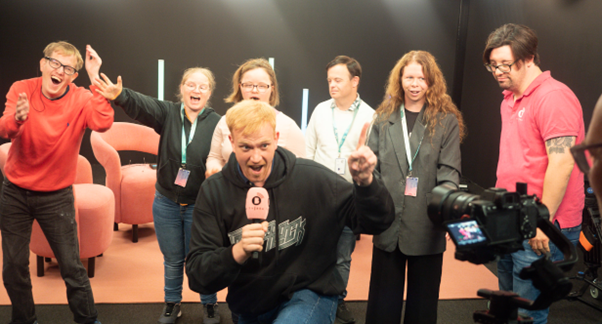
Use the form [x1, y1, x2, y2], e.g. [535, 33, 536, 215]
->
[483, 24, 585, 324]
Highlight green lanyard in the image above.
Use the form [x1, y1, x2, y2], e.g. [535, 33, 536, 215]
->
[332, 100, 361, 157]
[400, 104, 424, 173]
[180, 104, 204, 165]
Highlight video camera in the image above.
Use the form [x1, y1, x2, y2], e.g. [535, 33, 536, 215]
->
[427, 182, 546, 264]
[428, 182, 578, 323]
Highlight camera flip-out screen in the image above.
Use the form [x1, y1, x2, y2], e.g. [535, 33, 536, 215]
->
[446, 219, 488, 249]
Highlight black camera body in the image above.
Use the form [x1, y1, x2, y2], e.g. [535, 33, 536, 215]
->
[428, 183, 548, 264]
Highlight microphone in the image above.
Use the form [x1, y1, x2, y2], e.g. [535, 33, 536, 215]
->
[246, 187, 269, 259]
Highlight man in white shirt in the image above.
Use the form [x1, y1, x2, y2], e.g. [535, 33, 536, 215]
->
[305, 55, 375, 324]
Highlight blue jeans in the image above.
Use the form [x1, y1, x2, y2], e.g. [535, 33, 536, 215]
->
[0, 180, 97, 324]
[497, 222, 581, 324]
[336, 226, 356, 302]
[153, 191, 217, 304]
[238, 289, 338, 324]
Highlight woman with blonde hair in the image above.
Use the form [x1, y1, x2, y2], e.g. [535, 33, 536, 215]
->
[365, 50, 465, 324]
[94, 67, 222, 324]
[205, 58, 305, 178]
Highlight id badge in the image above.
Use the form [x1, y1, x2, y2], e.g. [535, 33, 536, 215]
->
[335, 158, 346, 175]
[174, 168, 191, 188]
[404, 176, 419, 197]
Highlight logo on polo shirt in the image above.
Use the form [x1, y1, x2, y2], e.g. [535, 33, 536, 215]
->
[518, 107, 526, 120]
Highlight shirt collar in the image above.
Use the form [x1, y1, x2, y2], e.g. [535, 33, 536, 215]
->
[503, 71, 551, 100]
[330, 93, 361, 111]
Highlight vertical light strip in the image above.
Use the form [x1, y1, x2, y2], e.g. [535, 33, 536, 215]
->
[158, 59, 165, 100]
[268, 57, 275, 69]
[301, 88, 309, 134]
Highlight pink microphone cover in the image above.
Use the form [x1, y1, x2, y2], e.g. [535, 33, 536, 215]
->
[246, 187, 269, 220]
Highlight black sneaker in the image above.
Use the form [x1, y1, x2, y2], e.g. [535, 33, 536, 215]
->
[336, 301, 355, 324]
[158, 302, 182, 324]
[203, 303, 221, 324]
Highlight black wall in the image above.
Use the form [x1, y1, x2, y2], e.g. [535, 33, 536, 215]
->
[0, 0, 460, 163]
[1, 0, 602, 189]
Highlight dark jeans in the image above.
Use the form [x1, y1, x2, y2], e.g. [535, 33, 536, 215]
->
[0, 180, 98, 324]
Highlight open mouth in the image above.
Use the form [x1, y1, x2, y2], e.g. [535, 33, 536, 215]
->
[410, 90, 420, 96]
[249, 96, 260, 100]
[249, 165, 264, 173]
[51, 76, 62, 85]
[190, 96, 201, 104]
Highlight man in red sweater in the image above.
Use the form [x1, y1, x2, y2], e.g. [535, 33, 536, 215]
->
[0, 41, 113, 324]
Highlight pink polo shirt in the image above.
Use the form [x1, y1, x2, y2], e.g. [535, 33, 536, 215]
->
[495, 71, 584, 228]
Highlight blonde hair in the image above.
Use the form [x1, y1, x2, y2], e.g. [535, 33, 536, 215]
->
[226, 100, 276, 137]
[177, 67, 216, 104]
[375, 51, 466, 141]
[225, 58, 280, 107]
[43, 41, 83, 71]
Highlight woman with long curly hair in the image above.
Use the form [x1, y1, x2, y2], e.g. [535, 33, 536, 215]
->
[365, 51, 466, 324]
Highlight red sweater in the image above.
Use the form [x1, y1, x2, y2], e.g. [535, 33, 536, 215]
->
[0, 77, 114, 191]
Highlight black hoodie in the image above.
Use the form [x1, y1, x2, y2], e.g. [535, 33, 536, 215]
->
[113, 88, 221, 204]
[186, 147, 395, 315]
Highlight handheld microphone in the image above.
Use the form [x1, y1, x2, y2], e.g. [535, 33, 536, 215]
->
[245, 187, 269, 259]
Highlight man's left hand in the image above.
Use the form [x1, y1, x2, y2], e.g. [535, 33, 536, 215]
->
[85, 45, 102, 83]
[528, 228, 550, 256]
[348, 122, 376, 186]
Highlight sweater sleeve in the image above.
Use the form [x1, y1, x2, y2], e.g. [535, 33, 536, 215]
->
[278, 113, 306, 158]
[112, 88, 170, 133]
[0, 82, 27, 139]
[82, 85, 114, 132]
[206, 117, 228, 172]
[186, 181, 242, 294]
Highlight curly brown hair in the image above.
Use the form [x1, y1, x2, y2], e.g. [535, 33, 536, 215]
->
[375, 51, 466, 142]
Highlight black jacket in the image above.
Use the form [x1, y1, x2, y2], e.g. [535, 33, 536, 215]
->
[113, 88, 221, 204]
[185, 147, 395, 315]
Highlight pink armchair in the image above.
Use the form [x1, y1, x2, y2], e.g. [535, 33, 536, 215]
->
[90, 122, 159, 242]
[0, 143, 114, 278]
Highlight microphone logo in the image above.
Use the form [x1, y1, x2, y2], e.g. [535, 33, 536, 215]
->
[252, 196, 262, 205]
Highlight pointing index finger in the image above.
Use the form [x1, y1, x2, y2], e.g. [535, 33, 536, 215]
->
[356, 122, 370, 150]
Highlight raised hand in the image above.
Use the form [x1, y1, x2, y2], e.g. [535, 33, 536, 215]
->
[94, 73, 123, 101]
[15, 93, 29, 122]
[85, 45, 103, 84]
[348, 122, 376, 186]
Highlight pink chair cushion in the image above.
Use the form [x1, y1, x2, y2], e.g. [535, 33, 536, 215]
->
[119, 164, 156, 225]
[75, 183, 115, 258]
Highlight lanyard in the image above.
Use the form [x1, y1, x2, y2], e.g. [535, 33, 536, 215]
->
[400, 104, 424, 173]
[180, 104, 204, 165]
[332, 100, 361, 156]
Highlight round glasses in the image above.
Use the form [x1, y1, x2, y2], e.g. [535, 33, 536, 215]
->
[570, 142, 602, 176]
[484, 61, 517, 73]
[184, 82, 210, 93]
[45, 57, 77, 75]
[240, 83, 271, 93]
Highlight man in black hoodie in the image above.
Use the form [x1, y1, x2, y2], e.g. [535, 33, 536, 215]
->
[186, 100, 394, 324]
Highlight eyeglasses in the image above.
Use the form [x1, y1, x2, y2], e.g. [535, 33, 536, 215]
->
[570, 142, 602, 176]
[184, 82, 210, 93]
[484, 61, 517, 73]
[240, 83, 271, 93]
[44, 57, 77, 75]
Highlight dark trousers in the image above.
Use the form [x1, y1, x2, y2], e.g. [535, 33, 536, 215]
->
[0, 180, 98, 324]
[365, 246, 443, 324]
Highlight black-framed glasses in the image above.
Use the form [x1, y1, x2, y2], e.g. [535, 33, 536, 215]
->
[570, 142, 602, 176]
[240, 83, 271, 93]
[484, 61, 517, 73]
[44, 57, 77, 75]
